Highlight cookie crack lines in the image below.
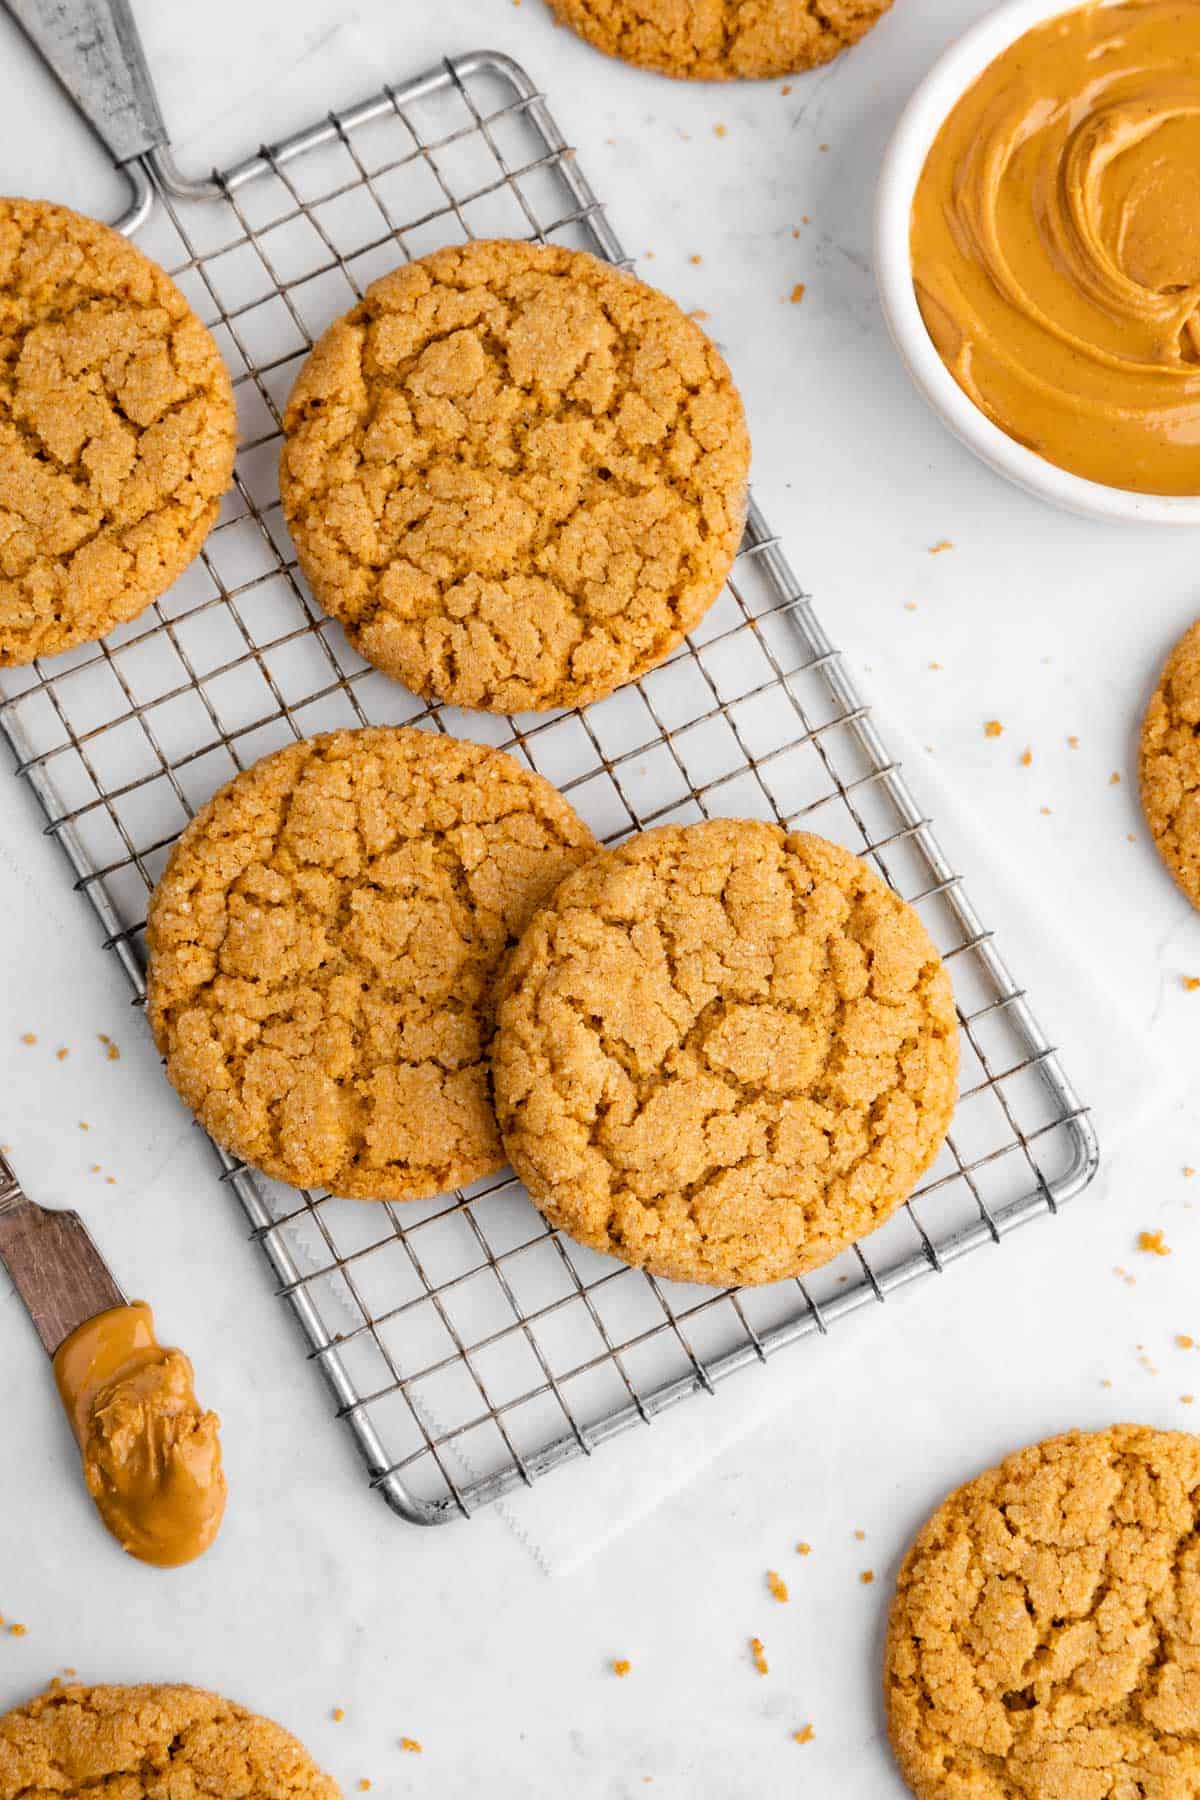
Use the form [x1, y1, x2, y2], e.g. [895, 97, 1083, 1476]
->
[145, 726, 595, 1202]
[492, 819, 958, 1288]
[0, 1682, 341, 1799]
[885, 1428, 1200, 1800]
[544, 0, 894, 81]
[0, 197, 236, 666]
[279, 238, 749, 714]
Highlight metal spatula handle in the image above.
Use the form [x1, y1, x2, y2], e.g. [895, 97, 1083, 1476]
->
[4, 0, 166, 165]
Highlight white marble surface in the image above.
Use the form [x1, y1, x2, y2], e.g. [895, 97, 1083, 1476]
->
[2, 2, 1200, 1794]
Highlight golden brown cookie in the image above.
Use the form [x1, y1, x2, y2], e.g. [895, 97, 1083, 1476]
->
[145, 726, 595, 1200]
[491, 819, 958, 1286]
[279, 239, 749, 713]
[0, 1682, 340, 1799]
[0, 197, 237, 666]
[1140, 618, 1200, 910]
[885, 1425, 1200, 1800]
[544, 0, 894, 80]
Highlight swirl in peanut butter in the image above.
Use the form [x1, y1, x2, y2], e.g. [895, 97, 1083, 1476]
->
[52, 1302, 226, 1568]
[911, 1, 1200, 495]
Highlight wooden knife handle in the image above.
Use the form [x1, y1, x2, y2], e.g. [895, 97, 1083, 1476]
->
[0, 1148, 126, 1356]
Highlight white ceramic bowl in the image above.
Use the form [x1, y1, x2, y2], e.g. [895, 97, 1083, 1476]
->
[875, 0, 1200, 526]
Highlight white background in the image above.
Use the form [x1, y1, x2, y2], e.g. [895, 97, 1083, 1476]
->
[0, 1, 1197, 1794]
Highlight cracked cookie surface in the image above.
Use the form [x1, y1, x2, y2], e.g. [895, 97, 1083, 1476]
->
[145, 726, 595, 1201]
[885, 1426, 1200, 1800]
[491, 819, 957, 1287]
[278, 239, 749, 713]
[0, 1682, 340, 1798]
[1141, 618, 1200, 911]
[544, 0, 893, 80]
[0, 198, 237, 666]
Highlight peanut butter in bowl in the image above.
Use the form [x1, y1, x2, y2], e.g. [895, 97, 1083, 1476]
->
[52, 1301, 226, 1568]
[910, 0, 1200, 497]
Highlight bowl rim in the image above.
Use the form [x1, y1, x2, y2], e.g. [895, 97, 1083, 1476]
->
[874, 0, 1200, 526]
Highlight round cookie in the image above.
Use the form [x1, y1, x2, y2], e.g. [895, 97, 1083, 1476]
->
[885, 1425, 1200, 1800]
[145, 726, 595, 1201]
[0, 1682, 340, 1798]
[278, 239, 749, 713]
[1140, 617, 1200, 909]
[491, 819, 958, 1287]
[544, 0, 894, 81]
[0, 197, 237, 666]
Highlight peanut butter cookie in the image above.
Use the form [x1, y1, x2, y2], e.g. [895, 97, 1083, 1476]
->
[0, 1683, 340, 1798]
[886, 1425, 1200, 1800]
[1141, 618, 1200, 910]
[146, 726, 595, 1200]
[491, 819, 958, 1287]
[544, 0, 894, 81]
[279, 239, 749, 713]
[0, 197, 236, 666]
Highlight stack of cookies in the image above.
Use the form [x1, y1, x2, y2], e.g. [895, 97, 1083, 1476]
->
[0, 197, 961, 1292]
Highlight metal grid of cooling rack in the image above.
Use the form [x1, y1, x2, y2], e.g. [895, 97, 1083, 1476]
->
[0, 50, 1098, 1525]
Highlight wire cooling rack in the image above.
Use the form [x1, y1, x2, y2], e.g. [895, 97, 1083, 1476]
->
[0, 49, 1098, 1524]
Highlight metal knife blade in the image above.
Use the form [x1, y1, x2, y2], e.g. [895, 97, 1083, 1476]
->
[0, 1149, 126, 1356]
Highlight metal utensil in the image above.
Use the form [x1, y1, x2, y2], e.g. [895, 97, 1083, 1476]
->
[0, 1147, 126, 1357]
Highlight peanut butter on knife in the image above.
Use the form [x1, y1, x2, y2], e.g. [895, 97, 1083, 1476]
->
[0, 1150, 226, 1568]
[53, 1302, 226, 1568]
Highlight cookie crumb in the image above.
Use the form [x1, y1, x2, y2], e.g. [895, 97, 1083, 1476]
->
[55, 1047, 69, 1061]
[1101, 1378, 1112, 1388]
[1186, 1168, 1196, 1179]
[790, 283, 806, 303]
[929, 539, 953, 554]
[794, 1725, 815, 1745]
[8, 1623, 26, 1637]
[1178, 1335, 1195, 1349]
[984, 719, 1003, 738]
[19, 1033, 36, 1046]
[357, 1783, 371, 1793]
[99, 1034, 120, 1061]
[795, 1542, 812, 1556]
[767, 1570, 789, 1603]
[904, 600, 917, 612]
[687, 308, 709, 320]
[612, 1659, 631, 1678]
[688, 253, 702, 265]
[1040, 806, 1052, 816]
[1020, 747, 1033, 767]
[854, 1529, 866, 1541]
[1183, 1395, 1195, 1405]
[1110, 771, 1122, 784]
[1183, 977, 1200, 992]
[1138, 1230, 1171, 1256]
[860, 1570, 875, 1585]
[713, 123, 727, 137]
[781, 83, 793, 94]
[750, 1637, 768, 1676]
[400, 1738, 422, 1753]
[332, 1708, 344, 1723]
[79, 1122, 89, 1131]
